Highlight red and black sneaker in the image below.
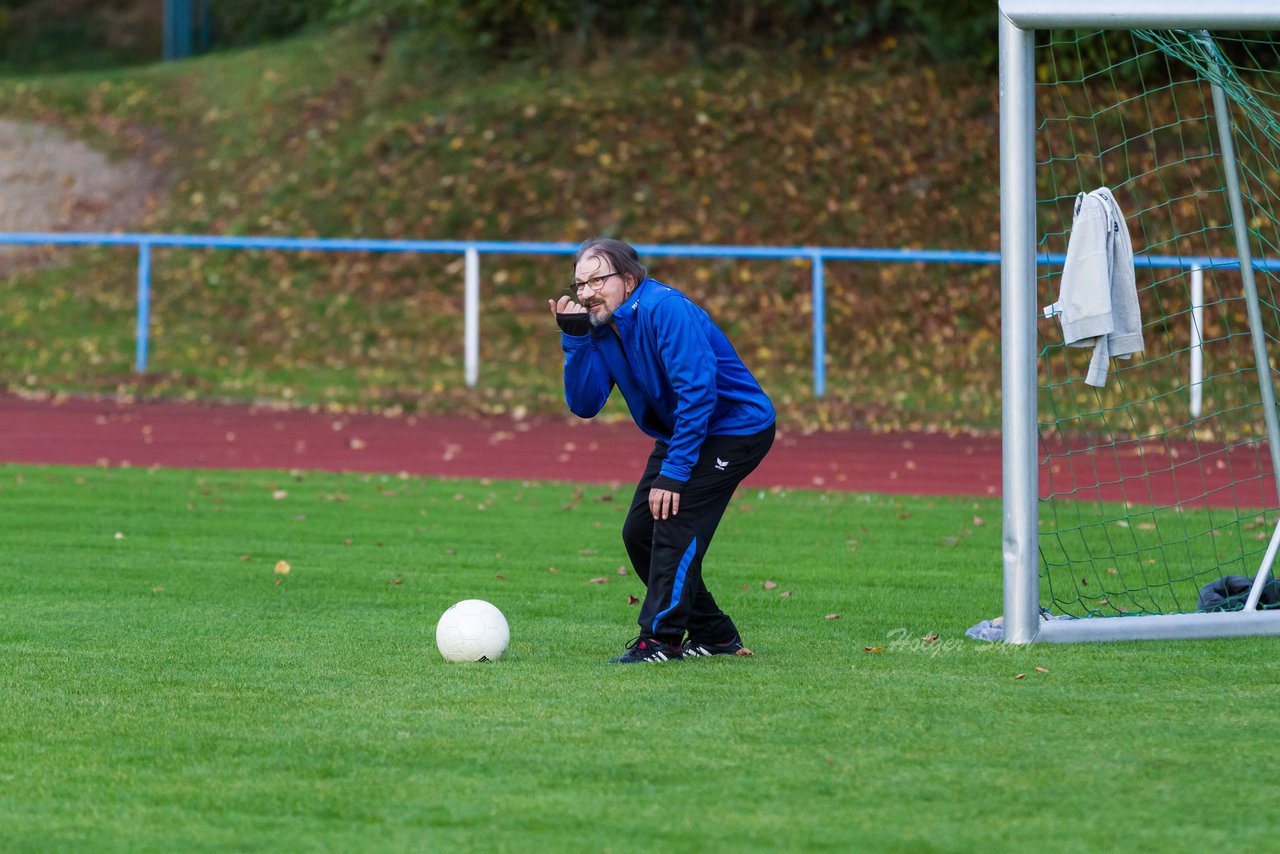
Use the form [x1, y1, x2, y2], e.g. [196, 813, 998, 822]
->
[608, 636, 683, 663]
[681, 634, 753, 658]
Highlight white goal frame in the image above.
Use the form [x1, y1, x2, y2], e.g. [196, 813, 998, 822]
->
[999, 1, 1280, 642]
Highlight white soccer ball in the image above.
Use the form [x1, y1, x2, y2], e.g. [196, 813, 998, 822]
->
[435, 599, 510, 662]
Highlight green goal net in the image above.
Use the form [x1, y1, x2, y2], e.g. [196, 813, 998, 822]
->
[1034, 28, 1280, 620]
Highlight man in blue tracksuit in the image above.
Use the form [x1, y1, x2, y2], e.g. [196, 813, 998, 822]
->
[547, 237, 776, 663]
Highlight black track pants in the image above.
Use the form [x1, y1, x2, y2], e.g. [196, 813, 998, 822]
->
[622, 423, 775, 644]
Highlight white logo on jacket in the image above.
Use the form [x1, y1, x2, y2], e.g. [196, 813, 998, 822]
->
[715, 458, 729, 470]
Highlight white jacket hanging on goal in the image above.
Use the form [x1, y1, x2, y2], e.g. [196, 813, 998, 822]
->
[1044, 187, 1143, 387]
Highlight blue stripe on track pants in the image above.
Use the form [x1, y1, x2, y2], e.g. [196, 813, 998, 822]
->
[623, 423, 775, 644]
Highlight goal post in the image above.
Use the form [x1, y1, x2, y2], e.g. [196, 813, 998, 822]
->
[998, 2, 1280, 642]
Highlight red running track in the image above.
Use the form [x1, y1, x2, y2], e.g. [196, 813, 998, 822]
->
[1, 394, 1273, 506]
[0, 394, 1001, 497]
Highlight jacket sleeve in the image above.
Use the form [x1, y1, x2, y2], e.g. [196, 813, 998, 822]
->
[561, 332, 613, 418]
[651, 298, 717, 484]
[1058, 192, 1114, 347]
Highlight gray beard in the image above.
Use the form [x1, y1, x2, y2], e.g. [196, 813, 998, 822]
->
[588, 307, 611, 328]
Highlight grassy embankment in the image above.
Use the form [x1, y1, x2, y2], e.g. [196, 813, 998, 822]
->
[0, 25, 1002, 431]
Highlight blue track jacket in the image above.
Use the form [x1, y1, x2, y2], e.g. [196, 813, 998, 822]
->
[560, 278, 775, 485]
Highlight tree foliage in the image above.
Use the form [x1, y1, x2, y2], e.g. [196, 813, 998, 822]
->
[321, 0, 997, 64]
[0, 0, 1001, 70]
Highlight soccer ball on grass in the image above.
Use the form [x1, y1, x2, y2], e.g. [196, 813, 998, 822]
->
[435, 599, 510, 662]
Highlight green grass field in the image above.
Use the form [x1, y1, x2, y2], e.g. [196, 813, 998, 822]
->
[4, 463, 1280, 852]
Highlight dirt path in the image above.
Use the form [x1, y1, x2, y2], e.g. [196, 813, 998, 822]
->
[0, 118, 166, 273]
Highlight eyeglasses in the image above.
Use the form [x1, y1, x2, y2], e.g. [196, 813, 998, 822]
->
[567, 271, 621, 297]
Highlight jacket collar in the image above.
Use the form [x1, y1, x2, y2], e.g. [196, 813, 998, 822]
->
[612, 277, 654, 323]
[593, 277, 656, 336]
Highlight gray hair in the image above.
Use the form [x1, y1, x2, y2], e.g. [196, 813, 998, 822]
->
[573, 237, 648, 287]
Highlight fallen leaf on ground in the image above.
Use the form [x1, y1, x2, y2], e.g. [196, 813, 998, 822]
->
[863, 646, 885, 653]
[274, 560, 291, 575]
[764, 580, 778, 590]
[588, 577, 609, 584]
[627, 595, 640, 605]
[1035, 666, 1049, 673]
[825, 613, 841, 620]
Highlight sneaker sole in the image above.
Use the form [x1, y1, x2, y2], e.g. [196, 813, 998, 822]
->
[608, 650, 683, 663]
[684, 645, 753, 657]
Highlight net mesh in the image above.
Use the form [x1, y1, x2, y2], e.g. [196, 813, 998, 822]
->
[1035, 29, 1280, 617]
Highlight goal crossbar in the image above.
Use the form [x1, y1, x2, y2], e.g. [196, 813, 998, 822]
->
[1000, 3, 1279, 31]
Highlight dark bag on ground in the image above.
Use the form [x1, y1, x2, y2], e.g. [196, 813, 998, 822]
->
[1197, 574, 1280, 612]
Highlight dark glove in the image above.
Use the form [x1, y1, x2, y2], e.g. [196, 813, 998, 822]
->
[556, 312, 591, 336]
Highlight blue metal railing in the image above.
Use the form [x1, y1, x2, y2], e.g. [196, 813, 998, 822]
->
[1, 230, 1276, 397]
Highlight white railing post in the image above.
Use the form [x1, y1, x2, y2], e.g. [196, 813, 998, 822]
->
[464, 246, 480, 387]
[1190, 264, 1204, 418]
